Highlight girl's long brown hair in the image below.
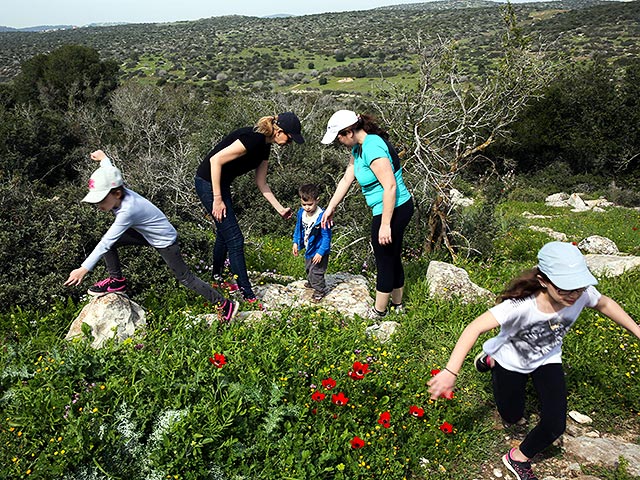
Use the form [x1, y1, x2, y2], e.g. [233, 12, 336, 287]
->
[497, 267, 547, 303]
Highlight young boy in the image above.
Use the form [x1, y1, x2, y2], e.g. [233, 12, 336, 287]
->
[64, 150, 238, 323]
[292, 184, 332, 302]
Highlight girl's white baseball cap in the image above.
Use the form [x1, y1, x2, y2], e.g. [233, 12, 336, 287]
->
[81, 165, 123, 203]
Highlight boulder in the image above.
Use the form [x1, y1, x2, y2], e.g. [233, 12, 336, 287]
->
[522, 211, 554, 220]
[65, 293, 146, 349]
[584, 197, 614, 208]
[365, 320, 400, 343]
[450, 188, 474, 207]
[563, 436, 640, 476]
[568, 193, 590, 212]
[426, 261, 494, 304]
[253, 272, 372, 318]
[578, 235, 619, 255]
[529, 226, 568, 242]
[584, 254, 640, 277]
[545, 192, 570, 207]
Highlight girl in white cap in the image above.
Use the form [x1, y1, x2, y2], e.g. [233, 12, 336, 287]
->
[320, 110, 414, 318]
[64, 150, 239, 323]
[427, 241, 640, 480]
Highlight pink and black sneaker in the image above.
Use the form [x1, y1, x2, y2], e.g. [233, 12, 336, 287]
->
[219, 299, 239, 323]
[502, 448, 538, 480]
[88, 277, 127, 296]
[474, 352, 493, 373]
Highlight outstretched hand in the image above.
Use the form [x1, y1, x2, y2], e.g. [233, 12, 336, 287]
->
[64, 267, 89, 287]
[280, 207, 293, 220]
[321, 206, 335, 229]
[427, 370, 457, 400]
[90, 150, 107, 162]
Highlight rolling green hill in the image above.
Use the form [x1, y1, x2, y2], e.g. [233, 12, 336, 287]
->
[0, 0, 637, 93]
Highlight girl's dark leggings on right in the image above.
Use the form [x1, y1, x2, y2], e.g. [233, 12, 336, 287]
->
[491, 362, 567, 459]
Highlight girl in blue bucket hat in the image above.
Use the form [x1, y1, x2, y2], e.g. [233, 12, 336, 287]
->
[428, 241, 640, 480]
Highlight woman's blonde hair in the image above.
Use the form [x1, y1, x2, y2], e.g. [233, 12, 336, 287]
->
[255, 115, 278, 137]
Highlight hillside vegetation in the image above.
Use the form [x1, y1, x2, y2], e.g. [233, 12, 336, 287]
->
[0, 0, 638, 92]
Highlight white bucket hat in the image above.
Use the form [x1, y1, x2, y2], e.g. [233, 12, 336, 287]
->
[321, 110, 359, 144]
[81, 165, 123, 203]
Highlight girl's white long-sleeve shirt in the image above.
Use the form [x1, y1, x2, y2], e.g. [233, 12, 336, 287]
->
[81, 159, 177, 271]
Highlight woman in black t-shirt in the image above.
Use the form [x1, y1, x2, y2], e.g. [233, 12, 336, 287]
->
[195, 112, 304, 302]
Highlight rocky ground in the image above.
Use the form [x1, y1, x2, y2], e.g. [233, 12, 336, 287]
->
[476, 411, 640, 480]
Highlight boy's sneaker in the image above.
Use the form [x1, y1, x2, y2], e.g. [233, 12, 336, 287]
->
[311, 290, 325, 302]
[219, 299, 239, 323]
[365, 306, 387, 321]
[88, 277, 127, 296]
[502, 448, 538, 480]
[390, 303, 405, 314]
[474, 352, 493, 373]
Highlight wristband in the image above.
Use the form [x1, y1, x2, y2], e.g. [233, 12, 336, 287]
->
[444, 367, 458, 377]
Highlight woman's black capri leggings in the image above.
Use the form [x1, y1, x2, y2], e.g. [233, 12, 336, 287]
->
[371, 198, 414, 293]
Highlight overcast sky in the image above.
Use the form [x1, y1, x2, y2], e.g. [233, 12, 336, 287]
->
[3, 0, 516, 28]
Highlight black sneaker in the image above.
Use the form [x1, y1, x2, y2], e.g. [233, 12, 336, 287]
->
[365, 306, 387, 320]
[311, 290, 325, 302]
[88, 276, 127, 296]
[219, 299, 239, 323]
[502, 448, 538, 480]
[474, 352, 493, 373]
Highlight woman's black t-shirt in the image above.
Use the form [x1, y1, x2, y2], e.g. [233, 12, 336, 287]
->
[196, 127, 272, 185]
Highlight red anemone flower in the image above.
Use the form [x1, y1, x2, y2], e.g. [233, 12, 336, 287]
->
[377, 411, 391, 428]
[350, 436, 365, 449]
[331, 392, 349, 406]
[311, 391, 326, 402]
[439, 421, 453, 434]
[440, 390, 455, 400]
[321, 378, 337, 390]
[409, 405, 424, 418]
[348, 361, 370, 380]
[431, 369, 441, 376]
[209, 353, 226, 368]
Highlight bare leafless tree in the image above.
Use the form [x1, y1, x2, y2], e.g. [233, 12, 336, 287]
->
[374, 4, 559, 258]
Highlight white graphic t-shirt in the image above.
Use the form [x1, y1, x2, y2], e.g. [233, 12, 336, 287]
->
[301, 208, 322, 249]
[483, 286, 601, 373]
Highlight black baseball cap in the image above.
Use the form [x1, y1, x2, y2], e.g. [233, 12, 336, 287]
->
[275, 112, 304, 144]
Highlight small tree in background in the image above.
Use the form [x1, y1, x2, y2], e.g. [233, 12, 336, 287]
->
[13, 45, 119, 111]
[374, 3, 557, 257]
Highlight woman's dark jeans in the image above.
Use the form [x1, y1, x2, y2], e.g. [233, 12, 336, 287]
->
[195, 176, 255, 299]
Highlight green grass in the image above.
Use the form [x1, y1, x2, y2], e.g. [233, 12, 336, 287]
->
[1, 200, 640, 479]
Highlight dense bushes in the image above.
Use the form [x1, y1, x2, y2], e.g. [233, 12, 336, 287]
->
[3, 44, 640, 311]
[496, 58, 640, 177]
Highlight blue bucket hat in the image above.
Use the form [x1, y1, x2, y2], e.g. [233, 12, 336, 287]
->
[537, 241, 597, 290]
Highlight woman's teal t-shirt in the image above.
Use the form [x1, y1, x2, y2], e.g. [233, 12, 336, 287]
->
[352, 134, 411, 216]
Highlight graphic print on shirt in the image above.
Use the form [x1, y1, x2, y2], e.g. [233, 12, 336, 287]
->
[505, 315, 572, 363]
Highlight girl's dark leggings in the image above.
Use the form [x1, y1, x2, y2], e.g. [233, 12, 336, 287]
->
[492, 362, 567, 459]
[103, 229, 226, 305]
[370, 198, 414, 293]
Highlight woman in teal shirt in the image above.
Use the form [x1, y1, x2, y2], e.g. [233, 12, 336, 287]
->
[321, 110, 414, 318]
